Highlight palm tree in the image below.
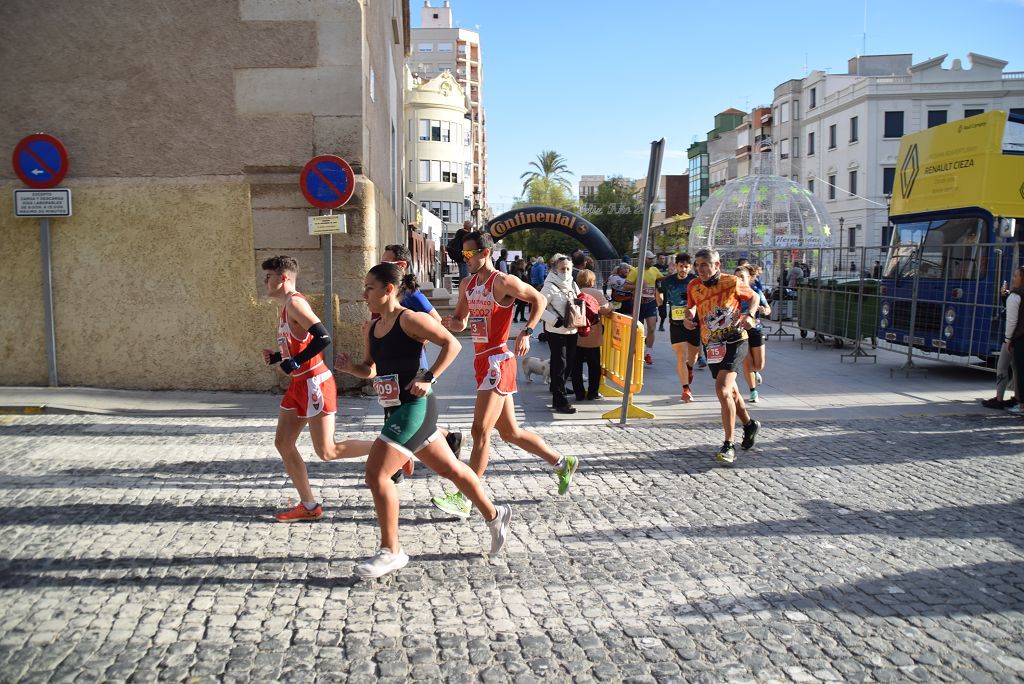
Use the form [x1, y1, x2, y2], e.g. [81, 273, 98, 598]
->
[520, 150, 573, 196]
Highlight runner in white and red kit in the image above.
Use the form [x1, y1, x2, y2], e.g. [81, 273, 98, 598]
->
[432, 232, 579, 517]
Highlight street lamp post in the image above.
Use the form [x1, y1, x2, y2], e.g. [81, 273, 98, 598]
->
[838, 216, 845, 275]
[472, 188, 482, 229]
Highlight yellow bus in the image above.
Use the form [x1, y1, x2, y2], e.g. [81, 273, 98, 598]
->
[879, 110, 1024, 359]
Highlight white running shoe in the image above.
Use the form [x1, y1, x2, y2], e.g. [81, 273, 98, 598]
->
[487, 503, 512, 555]
[355, 548, 409, 579]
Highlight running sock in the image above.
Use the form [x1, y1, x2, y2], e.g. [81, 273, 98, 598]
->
[302, 501, 319, 510]
[723, 441, 733, 449]
[745, 419, 756, 428]
[553, 456, 566, 470]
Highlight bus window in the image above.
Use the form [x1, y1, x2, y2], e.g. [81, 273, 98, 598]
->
[884, 218, 983, 280]
[883, 221, 927, 278]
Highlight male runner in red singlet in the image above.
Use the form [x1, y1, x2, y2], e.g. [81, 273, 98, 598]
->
[261, 256, 375, 522]
[432, 232, 579, 517]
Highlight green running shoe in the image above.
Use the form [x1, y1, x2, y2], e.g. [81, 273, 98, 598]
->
[715, 442, 736, 466]
[430, 490, 472, 518]
[555, 454, 579, 495]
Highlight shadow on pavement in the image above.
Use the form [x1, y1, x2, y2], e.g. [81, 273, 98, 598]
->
[0, 551, 483, 590]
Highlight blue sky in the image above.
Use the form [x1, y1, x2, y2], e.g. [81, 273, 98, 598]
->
[412, 0, 1024, 214]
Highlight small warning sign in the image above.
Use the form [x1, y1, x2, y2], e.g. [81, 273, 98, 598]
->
[308, 214, 346, 235]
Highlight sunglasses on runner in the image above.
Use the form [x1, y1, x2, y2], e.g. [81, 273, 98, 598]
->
[462, 249, 484, 259]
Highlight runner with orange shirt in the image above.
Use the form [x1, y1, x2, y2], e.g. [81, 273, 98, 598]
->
[683, 248, 761, 465]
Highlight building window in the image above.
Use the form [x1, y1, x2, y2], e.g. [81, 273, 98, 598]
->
[417, 42, 432, 52]
[419, 160, 430, 182]
[430, 160, 441, 182]
[927, 110, 948, 128]
[884, 111, 904, 138]
[438, 42, 453, 52]
[457, 44, 467, 55]
[408, 160, 415, 183]
[809, 87, 817, 109]
[780, 138, 790, 160]
[964, 108, 984, 118]
[439, 64, 453, 73]
[793, 136, 800, 158]
[441, 121, 451, 143]
[829, 124, 837, 149]
[792, 100, 800, 120]
[848, 224, 857, 249]
[418, 119, 429, 141]
[431, 120, 441, 141]
[882, 167, 895, 196]
[828, 174, 836, 200]
[780, 101, 789, 123]
[849, 116, 858, 143]
[808, 178, 815, 194]
[849, 170, 857, 197]
[808, 131, 815, 156]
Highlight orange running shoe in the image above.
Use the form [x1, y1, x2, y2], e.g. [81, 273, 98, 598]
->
[275, 503, 323, 522]
[681, 386, 693, 402]
[402, 457, 414, 477]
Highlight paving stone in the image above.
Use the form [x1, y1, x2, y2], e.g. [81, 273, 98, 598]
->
[0, 413, 1022, 681]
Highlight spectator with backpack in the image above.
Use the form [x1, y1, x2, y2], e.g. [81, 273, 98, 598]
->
[540, 254, 584, 414]
[573, 269, 612, 401]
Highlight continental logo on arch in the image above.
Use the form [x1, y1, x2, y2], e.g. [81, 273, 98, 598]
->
[490, 209, 590, 237]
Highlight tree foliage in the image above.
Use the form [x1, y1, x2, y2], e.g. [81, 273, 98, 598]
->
[580, 177, 642, 259]
[499, 177, 580, 259]
[519, 150, 573, 196]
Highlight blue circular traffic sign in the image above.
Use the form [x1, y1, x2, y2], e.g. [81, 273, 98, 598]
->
[299, 155, 355, 210]
[12, 133, 69, 189]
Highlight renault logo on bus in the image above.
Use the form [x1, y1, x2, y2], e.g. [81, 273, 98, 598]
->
[900, 143, 919, 199]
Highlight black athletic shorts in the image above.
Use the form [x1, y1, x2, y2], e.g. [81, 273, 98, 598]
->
[747, 326, 765, 349]
[670, 322, 701, 346]
[705, 339, 748, 379]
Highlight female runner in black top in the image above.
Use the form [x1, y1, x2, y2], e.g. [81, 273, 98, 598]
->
[335, 263, 511, 579]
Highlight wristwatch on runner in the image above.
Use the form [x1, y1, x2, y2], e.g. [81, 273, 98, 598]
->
[521, 326, 534, 336]
[417, 369, 437, 384]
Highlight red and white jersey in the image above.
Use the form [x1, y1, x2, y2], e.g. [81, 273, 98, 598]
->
[465, 271, 514, 356]
[277, 292, 324, 377]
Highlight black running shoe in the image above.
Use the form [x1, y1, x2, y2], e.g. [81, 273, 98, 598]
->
[445, 430, 464, 459]
[390, 470, 405, 484]
[981, 398, 1005, 410]
[741, 420, 761, 450]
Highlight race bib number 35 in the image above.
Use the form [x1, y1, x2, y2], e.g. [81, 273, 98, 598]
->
[373, 374, 401, 407]
[469, 316, 489, 343]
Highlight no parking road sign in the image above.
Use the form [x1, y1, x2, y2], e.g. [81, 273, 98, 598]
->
[12, 133, 69, 189]
[299, 155, 355, 210]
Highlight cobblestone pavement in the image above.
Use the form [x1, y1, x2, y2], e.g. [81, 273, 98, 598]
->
[2, 411, 1024, 683]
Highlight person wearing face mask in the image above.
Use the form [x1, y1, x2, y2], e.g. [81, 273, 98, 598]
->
[540, 254, 582, 414]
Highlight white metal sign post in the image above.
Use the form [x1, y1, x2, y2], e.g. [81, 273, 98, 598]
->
[618, 138, 665, 425]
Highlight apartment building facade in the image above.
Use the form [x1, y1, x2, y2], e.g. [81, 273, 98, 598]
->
[773, 53, 1024, 249]
[410, 1, 488, 218]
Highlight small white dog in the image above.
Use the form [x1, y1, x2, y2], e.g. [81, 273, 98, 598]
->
[522, 356, 551, 384]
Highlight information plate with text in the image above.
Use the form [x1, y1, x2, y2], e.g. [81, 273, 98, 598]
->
[15, 189, 72, 217]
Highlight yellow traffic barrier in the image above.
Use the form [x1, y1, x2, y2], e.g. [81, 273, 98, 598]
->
[599, 312, 655, 420]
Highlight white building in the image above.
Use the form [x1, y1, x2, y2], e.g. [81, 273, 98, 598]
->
[773, 53, 1024, 249]
[404, 69, 470, 241]
[578, 175, 606, 205]
[411, 1, 488, 218]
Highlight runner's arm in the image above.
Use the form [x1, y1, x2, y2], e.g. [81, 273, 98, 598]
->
[443, 280, 470, 332]
[401, 312, 462, 388]
[502, 274, 546, 330]
[336, 322, 375, 379]
[280, 297, 331, 372]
